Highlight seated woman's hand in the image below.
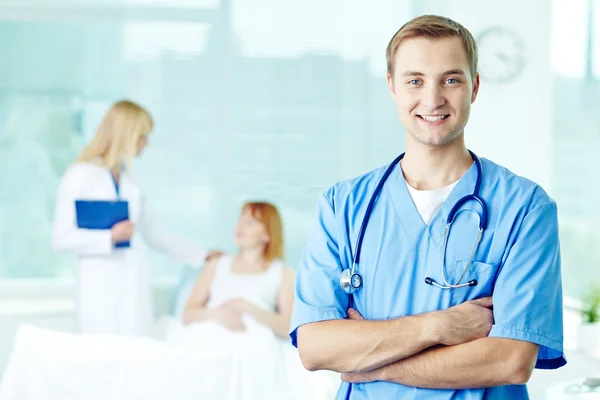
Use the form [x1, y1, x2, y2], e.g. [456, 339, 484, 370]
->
[205, 250, 224, 261]
[219, 299, 252, 314]
[214, 304, 247, 332]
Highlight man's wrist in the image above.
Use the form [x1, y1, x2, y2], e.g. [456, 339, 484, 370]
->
[419, 311, 445, 346]
[376, 359, 401, 383]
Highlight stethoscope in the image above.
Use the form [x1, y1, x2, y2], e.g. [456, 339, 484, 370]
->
[110, 172, 120, 198]
[339, 150, 488, 294]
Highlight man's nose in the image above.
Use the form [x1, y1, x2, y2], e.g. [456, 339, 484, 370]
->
[421, 84, 446, 110]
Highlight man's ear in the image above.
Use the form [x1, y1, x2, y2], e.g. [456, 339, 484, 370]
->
[471, 73, 480, 104]
[387, 73, 397, 100]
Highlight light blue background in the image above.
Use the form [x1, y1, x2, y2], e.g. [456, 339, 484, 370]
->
[0, 0, 599, 303]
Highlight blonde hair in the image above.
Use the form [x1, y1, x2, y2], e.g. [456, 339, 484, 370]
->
[242, 202, 284, 263]
[76, 100, 153, 171]
[386, 15, 478, 82]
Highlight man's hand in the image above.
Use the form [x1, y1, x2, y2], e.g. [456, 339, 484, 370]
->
[340, 309, 390, 383]
[347, 296, 493, 347]
[337, 308, 383, 382]
[346, 308, 364, 320]
[341, 297, 494, 384]
[437, 296, 494, 346]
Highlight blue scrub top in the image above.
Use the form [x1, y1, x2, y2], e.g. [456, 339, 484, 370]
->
[290, 157, 566, 400]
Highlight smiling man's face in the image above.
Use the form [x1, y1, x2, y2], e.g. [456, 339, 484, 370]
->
[387, 36, 480, 148]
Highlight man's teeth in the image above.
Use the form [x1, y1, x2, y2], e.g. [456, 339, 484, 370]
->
[420, 115, 447, 122]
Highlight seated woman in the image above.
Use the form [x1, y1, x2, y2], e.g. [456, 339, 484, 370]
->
[159, 201, 316, 399]
[179, 201, 294, 341]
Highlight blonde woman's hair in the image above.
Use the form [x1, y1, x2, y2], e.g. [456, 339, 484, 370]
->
[76, 100, 153, 171]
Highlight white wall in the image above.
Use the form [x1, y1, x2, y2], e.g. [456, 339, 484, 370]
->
[412, 0, 554, 192]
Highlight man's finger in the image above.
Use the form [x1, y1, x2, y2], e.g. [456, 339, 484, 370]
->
[347, 308, 364, 320]
[469, 296, 493, 309]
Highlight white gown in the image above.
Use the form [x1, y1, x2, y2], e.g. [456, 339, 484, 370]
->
[165, 254, 286, 347]
[163, 255, 332, 399]
[52, 162, 207, 336]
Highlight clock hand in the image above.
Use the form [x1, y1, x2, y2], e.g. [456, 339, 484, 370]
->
[496, 52, 510, 62]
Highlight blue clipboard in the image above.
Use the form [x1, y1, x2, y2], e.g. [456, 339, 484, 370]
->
[75, 200, 130, 248]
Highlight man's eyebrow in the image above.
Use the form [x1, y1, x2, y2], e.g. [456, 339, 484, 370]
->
[399, 69, 466, 77]
[442, 69, 466, 76]
[400, 70, 424, 77]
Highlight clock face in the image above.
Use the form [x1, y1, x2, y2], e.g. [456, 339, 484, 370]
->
[476, 27, 526, 84]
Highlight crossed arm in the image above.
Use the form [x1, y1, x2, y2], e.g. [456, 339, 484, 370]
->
[338, 309, 539, 389]
[296, 299, 539, 388]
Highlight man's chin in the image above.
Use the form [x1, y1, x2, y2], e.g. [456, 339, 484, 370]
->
[408, 131, 461, 147]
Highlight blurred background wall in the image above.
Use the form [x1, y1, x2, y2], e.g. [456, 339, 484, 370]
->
[1, 0, 598, 294]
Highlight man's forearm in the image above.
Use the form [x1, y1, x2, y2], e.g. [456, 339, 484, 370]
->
[346, 337, 539, 389]
[297, 311, 441, 373]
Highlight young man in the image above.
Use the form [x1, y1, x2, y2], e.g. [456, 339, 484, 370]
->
[289, 15, 566, 399]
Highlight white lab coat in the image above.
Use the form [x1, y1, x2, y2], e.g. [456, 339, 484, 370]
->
[52, 162, 207, 336]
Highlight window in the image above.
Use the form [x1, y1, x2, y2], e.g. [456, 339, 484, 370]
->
[551, 0, 600, 298]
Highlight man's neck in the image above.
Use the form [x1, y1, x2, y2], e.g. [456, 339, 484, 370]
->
[401, 139, 473, 191]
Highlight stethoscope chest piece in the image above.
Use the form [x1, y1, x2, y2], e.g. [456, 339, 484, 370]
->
[340, 268, 362, 294]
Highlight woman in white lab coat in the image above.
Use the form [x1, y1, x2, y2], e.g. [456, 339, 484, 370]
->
[52, 99, 215, 337]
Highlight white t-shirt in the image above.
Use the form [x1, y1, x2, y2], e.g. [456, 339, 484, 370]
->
[405, 179, 458, 225]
